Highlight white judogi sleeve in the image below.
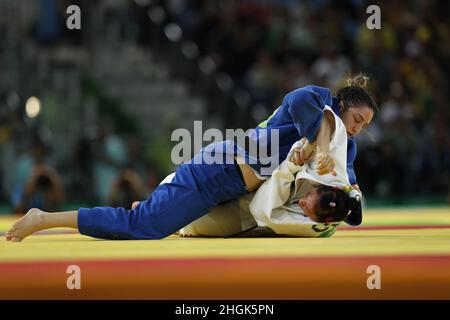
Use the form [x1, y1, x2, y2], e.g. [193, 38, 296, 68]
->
[249, 106, 350, 237]
[294, 106, 350, 189]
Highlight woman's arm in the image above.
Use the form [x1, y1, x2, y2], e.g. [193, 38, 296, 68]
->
[316, 109, 335, 156]
[286, 85, 332, 142]
[315, 109, 337, 175]
[292, 109, 337, 175]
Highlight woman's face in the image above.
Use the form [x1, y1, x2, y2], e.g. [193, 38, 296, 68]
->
[298, 188, 320, 222]
[340, 104, 374, 138]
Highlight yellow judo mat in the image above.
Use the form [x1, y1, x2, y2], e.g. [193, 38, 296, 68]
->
[1, 207, 450, 299]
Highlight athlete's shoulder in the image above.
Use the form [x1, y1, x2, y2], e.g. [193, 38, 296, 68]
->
[287, 85, 333, 102]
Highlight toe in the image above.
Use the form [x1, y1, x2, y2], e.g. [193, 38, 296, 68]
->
[11, 237, 22, 242]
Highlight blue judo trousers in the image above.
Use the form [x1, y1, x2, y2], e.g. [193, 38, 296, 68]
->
[78, 143, 247, 240]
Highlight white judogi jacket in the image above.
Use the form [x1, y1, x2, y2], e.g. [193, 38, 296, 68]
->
[248, 105, 350, 237]
[177, 106, 351, 238]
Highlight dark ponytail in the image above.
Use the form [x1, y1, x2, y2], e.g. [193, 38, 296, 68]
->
[315, 186, 351, 224]
[336, 73, 378, 113]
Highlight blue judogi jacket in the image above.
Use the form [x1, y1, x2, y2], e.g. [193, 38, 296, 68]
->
[241, 85, 358, 185]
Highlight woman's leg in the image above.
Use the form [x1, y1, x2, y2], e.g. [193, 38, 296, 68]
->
[75, 155, 247, 240]
[6, 208, 78, 242]
[6, 143, 248, 241]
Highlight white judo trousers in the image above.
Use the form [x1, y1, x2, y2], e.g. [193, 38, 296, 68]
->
[163, 106, 351, 238]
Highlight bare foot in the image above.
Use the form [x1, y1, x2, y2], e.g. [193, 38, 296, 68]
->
[5, 208, 46, 242]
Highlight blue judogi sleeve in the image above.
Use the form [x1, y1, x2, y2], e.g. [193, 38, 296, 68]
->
[345, 139, 361, 226]
[285, 86, 332, 142]
[346, 138, 358, 185]
[347, 163, 357, 185]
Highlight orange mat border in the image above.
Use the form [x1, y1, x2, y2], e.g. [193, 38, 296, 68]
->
[1, 255, 450, 300]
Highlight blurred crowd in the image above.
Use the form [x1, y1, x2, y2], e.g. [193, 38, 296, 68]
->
[0, 0, 449, 214]
[2, 121, 164, 214]
[0, 0, 172, 213]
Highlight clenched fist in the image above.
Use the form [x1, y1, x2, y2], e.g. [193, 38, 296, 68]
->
[316, 152, 337, 176]
[290, 141, 316, 165]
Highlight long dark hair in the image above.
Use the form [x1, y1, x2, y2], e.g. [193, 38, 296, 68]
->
[336, 74, 378, 113]
[315, 186, 351, 224]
